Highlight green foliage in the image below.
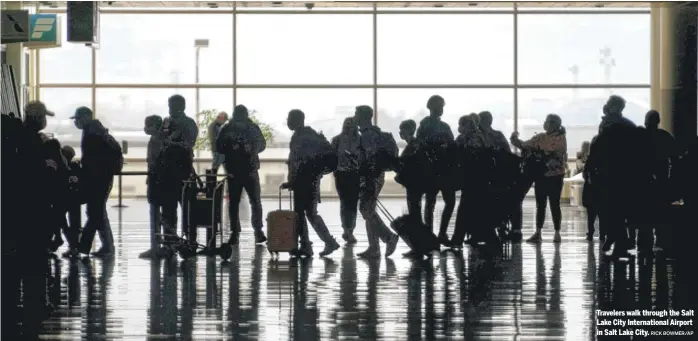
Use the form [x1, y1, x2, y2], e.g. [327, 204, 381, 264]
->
[194, 109, 274, 151]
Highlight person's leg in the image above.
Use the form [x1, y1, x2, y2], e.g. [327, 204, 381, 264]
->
[451, 193, 469, 246]
[335, 172, 352, 240]
[226, 178, 244, 245]
[293, 186, 311, 254]
[438, 188, 456, 242]
[548, 175, 564, 242]
[424, 189, 437, 231]
[78, 186, 103, 255]
[243, 171, 266, 243]
[62, 204, 81, 258]
[509, 202, 523, 241]
[344, 173, 361, 242]
[528, 178, 549, 242]
[357, 176, 399, 258]
[406, 187, 423, 222]
[305, 182, 340, 257]
[586, 207, 597, 241]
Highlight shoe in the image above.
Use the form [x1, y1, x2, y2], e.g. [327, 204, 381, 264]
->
[61, 249, 79, 259]
[526, 231, 542, 243]
[384, 234, 399, 257]
[357, 248, 381, 259]
[319, 240, 340, 257]
[254, 231, 267, 244]
[402, 250, 419, 258]
[342, 232, 357, 244]
[91, 248, 113, 257]
[139, 248, 166, 259]
[553, 232, 561, 243]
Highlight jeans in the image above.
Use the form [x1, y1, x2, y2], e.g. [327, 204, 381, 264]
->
[424, 188, 456, 237]
[227, 171, 264, 235]
[533, 175, 564, 231]
[358, 175, 397, 248]
[78, 177, 114, 254]
[294, 178, 334, 246]
[334, 171, 360, 233]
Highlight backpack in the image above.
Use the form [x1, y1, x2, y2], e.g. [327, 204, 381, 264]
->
[296, 129, 338, 180]
[221, 122, 255, 175]
[102, 131, 124, 175]
[375, 131, 399, 172]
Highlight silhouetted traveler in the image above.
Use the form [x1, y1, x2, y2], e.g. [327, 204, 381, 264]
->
[396, 119, 424, 221]
[209, 111, 229, 173]
[576, 141, 591, 175]
[478, 111, 510, 152]
[416, 95, 456, 245]
[140, 115, 167, 259]
[43, 138, 71, 253]
[353, 105, 399, 259]
[452, 114, 488, 247]
[159, 95, 198, 240]
[331, 117, 361, 244]
[511, 114, 568, 243]
[73, 106, 123, 257]
[217, 104, 267, 246]
[583, 133, 601, 241]
[282, 109, 340, 257]
[60, 145, 83, 258]
[589, 95, 650, 257]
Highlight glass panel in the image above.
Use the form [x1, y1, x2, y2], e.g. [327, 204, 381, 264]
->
[516, 87, 650, 156]
[377, 14, 514, 84]
[40, 87, 92, 157]
[96, 14, 233, 84]
[377, 88, 514, 141]
[517, 2, 650, 11]
[517, 14, 650, 85]
[236, 14, 373, 84]
[38, 13, 93, 84]
[237, 88, 373, 195]
[95, 88, 196, 162]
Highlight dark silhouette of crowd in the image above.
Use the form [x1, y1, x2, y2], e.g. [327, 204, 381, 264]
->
[3, 93, 697, 338]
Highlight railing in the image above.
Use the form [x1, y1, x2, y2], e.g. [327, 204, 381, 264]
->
[109, 157, 580, 201]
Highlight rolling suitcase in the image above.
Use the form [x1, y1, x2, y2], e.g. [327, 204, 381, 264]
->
[376, 200, 440, 257]
[266, 188, 298, 258]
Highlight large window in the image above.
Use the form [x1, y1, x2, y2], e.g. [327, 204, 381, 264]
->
[95, 88, 197, 159]
[38, 13, 93, 84]
[236, 14, 373, 84]
[236, 88, 374, 144]
[517, 14, 650, 85]
[96, 14, 234, 84]
[377, 14, 514, 85]
[517, 88, 650, 155]
[377, 89, 514, 139]
[40, 88, 92, 155]
[34, 5, 652, 198]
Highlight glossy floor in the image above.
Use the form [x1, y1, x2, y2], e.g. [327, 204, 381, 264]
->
[33, 199, 696, 340]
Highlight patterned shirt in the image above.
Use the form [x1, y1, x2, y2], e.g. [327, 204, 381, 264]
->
[518, 132, 568, 177]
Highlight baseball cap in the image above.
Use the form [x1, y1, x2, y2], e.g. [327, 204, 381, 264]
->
[69, 106, 93, 119]
[24, 101, 55, 117]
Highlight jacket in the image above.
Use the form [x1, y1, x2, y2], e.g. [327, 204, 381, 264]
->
[217, 118, 267, 174]
[80, 119, 117, 180]
[331, 132, 361, 173]
[168, 111, 199, 156]
[208, 121, 224, 153]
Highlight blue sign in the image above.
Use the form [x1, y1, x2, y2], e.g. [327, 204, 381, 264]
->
[29, 14, 58, 43]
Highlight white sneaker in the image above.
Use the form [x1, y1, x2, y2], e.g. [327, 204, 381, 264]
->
[553, 232, 561, 243]
[526, 231, 542, 243]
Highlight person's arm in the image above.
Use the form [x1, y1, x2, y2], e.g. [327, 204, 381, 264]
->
[512, 133, 541, 151]
[251, 124, 267, 154]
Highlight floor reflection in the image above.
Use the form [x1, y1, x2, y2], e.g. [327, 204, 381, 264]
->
[24, 199, 697, 340]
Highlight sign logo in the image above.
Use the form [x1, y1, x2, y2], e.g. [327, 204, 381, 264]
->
[0, 10, 30, 43]
[32, 17, 55, 40]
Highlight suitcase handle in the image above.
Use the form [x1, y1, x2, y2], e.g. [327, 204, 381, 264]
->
[278, 188, 293, 211]
[375, 199, 394, 223]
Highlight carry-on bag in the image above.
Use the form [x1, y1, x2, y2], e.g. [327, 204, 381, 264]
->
[375, 200, 440, 257]
[266, 188, 298, 257]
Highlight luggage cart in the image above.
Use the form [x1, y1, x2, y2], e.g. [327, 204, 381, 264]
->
[171, 172, 232, 261]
